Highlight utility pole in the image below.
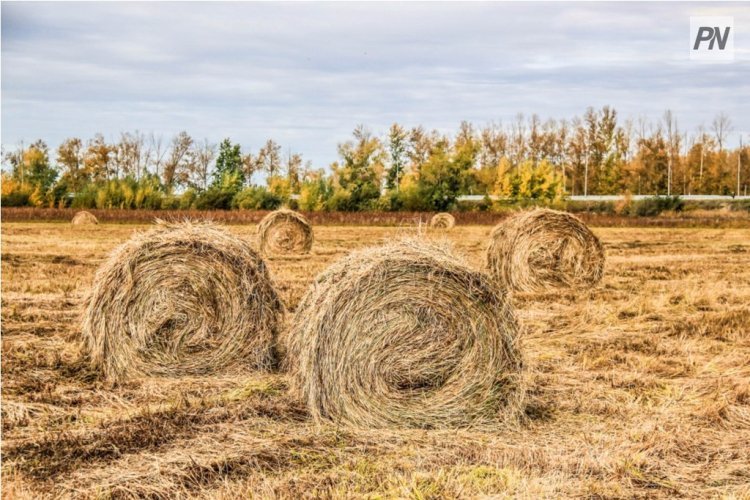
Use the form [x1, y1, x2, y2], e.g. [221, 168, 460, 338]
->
[560, 149, 567, 194]
[667, 147, 672, 196]
[584, 152, 589, 197]
[738, 135, 743, 196]
[699, 135, 704, 194]
[683, 132, 688, 195]
[19, 140, 24, 186]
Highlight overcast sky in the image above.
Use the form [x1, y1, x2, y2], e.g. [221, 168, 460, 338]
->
[2, 2, 748, 167]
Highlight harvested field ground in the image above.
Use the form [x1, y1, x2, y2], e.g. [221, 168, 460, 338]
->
[1, 221, 749, 498]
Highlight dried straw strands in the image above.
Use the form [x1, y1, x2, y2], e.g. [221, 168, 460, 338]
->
[486, 208, 605, 293]
[71, 211, 98, 225]
[430, 212, 456, 229]
[82, 220, 284, 380]
[257, 209, 313, 255]
[285, 239, 525, 429]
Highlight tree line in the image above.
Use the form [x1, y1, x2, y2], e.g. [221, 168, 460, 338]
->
[2, 107, 747, 212]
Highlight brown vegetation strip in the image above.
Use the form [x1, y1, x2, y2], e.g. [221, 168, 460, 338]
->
[4, 206, 750, 227]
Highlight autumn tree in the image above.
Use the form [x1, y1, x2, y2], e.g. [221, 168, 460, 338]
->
[162, 131, 194, 189]
[256, 139, 282, 177]
[412, 130, 477, 210]
[330, 126, 384, 210]
[212, 138, 244, 193]
[114, 131, 148, 180]
[57, 138, 88, 191]
[286, 152, 303, 192]
[385, 123, 408, 191]
[495, 159, 562, 201]
[189, 139, 216, 190]
[84, 134, 114, 182]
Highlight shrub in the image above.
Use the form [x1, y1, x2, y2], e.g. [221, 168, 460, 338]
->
[179, 188, 198, 209]
[195, 188, 235, 210]
[232, 186, 282, 210]
[634, 196, 684, 216]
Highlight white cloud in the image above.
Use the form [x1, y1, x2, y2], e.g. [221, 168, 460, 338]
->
[2, 1, 748, 165]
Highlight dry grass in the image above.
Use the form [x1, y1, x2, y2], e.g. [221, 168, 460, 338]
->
[257, 209, 314, 256]
[429, 212, 455, 229]
[284, 238, 524, 429]
[81, 220, 284, 380]
[486, 208, 605, 292]
[2, 220, 749, 498]
[6, 206, 750, 228]
[70, 211, 98, 225]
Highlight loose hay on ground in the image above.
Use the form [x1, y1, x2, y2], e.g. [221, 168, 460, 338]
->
[284, 238, 525, 429]
[81, 220, 284, 380]
[430, 212, 455, 229]
[257, 209, 313, 256]
[71, 211, 98, 225]
[486, 208, 605, 293]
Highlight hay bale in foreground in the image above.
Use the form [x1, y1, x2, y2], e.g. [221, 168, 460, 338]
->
[430, 212, 455, 229]
[285, 239, 524, 429]
[257, 209, 313, 255]
[71, 211, 98, 225]
[82, 220, 284, 380]
[486, 208, 605, 293]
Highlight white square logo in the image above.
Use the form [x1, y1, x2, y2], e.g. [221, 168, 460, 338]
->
[690, 16, 734, 61]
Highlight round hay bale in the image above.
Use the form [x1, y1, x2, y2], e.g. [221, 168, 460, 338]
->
[81, 220, 284, 380]
[71, 211, 98, 225]
[257, 209, 313, 256]
[486, 208, 605, 293]
[285, 239, 524, 429]
[430, 212, 455, 229]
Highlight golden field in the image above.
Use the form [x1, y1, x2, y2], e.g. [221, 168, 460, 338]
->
[1, 221, 749, 499]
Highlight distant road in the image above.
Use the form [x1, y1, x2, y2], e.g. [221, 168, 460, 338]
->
[457, 194, 750, 202]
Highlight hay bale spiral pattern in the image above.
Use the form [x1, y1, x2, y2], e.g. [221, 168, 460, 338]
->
[257, 209, 313, 256]
[285, 239, 524, 429]
[71, 211, 98, 225]
[430, 212, 455, 229]
[82, 221, 284, 380]
[486, 208, 605, 293]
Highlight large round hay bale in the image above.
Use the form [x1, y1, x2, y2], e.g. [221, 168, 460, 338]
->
[81, 221, 284, 380]
[285, 239, 524, 429]
[257, 209, 313, 255]
[71, 211, 98, 225]
[430, 212, 455, 229]
[486, 208, 605, 293]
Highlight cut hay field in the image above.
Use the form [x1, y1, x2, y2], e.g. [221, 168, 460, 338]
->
[2, 221, 749, 498]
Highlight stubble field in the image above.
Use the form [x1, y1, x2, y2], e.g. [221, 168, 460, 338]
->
[1, 220, 749, 499]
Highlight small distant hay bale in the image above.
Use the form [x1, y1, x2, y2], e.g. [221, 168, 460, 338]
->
[257, 209, 313, 255]
[486, 208, 605, 293]
[285, 239, 524, 429]
[71, 211, 98, 225]
[430, 212, 455, 229]
[81, 220, 284, 380]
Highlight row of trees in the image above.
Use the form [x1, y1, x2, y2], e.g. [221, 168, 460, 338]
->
[2, 107, 747, 211]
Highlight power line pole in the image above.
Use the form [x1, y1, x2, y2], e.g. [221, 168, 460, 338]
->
[584, 152, 589, 197]
[667, 146, 672, 196]
[738, 135, 743, 196]
[683, 132, 688, 195]
[699, 132, 705, 193]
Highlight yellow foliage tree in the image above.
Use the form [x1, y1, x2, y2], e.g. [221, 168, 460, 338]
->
[494, 159, 563, 201]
